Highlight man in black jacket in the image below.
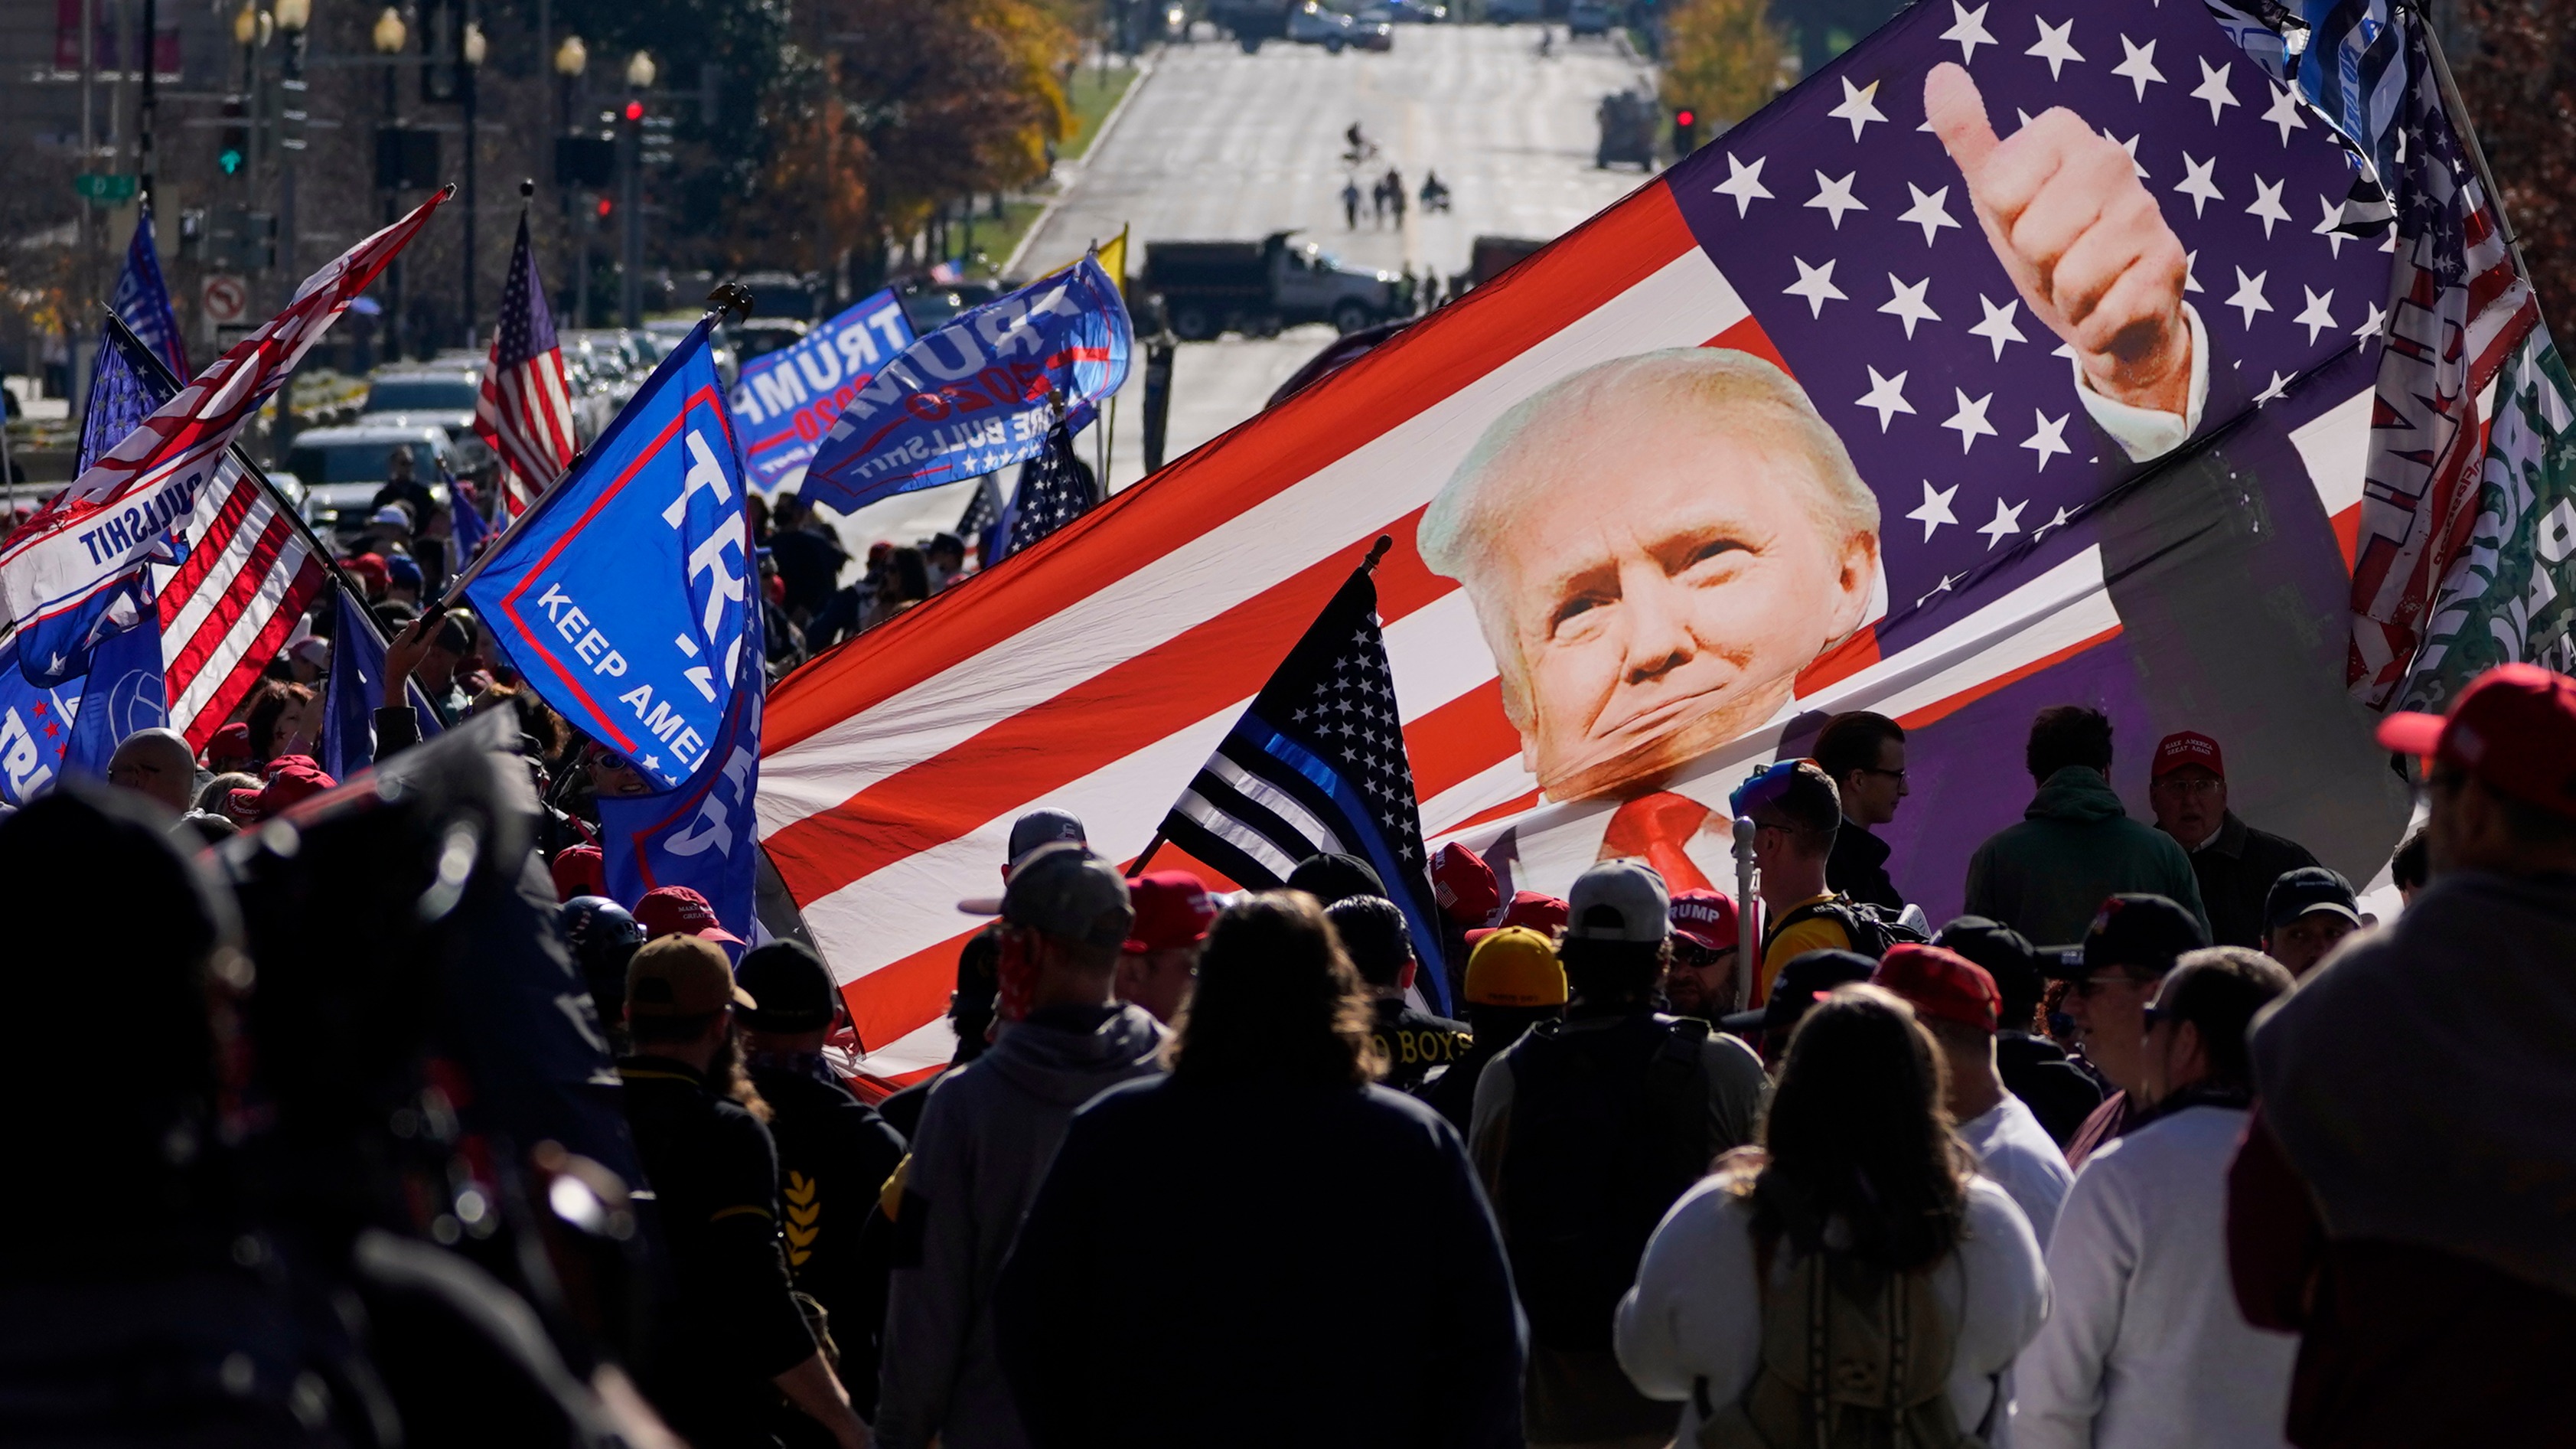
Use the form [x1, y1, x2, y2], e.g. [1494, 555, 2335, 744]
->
[1328, 894, 1470, 1093]
[1937, 915, 2105, 1144]
[2147, 730, 2319, 948]
[736, 942, 906, 1395]
[618, 936, 869, 1449]
[1815, 710, 1909, 911]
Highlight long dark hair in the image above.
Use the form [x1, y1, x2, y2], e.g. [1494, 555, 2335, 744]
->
[1734, 984, 1972, 1270]
[1171, 891, 1384, 1088]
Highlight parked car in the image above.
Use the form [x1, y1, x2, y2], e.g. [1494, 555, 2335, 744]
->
[1285, 1, 1359, 49]
[359, 362, 484, 453]
[894, 279, 1004, 335]
[1143, 231, 1401, 339]
[1566, 0, 1612, 34]
[1483, 0, 1544, 21]
[277, 423, 461, 535]
[1371, 0, 1447, 18]
[1354, 15, 1395, 47]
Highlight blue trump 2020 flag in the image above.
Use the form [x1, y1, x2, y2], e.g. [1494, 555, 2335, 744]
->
[729, 287, 915, 491]
[601, 589, 765, 951]
[0, 634, 79, 806]
[110, 201, 187, 381]
[798, 256, 1131, 514]
[55, 315, 183, 775]
[462, 319, 752, 792]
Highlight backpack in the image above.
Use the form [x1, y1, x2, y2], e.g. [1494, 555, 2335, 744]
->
[1498, 1015, 1714, 1349]
[1694, 1244, 1991, 1449]
[1767, 896, 1929, 961]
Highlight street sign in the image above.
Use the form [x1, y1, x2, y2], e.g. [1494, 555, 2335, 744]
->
[73, 173, 139, 202]
[202, 273, 249, 325]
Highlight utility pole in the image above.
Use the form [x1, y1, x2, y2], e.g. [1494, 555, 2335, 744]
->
[620, 51, 654, 329]
[138, 0, 159, 197]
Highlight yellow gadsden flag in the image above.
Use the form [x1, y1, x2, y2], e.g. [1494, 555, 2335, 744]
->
[1046, 225, 1128, 295]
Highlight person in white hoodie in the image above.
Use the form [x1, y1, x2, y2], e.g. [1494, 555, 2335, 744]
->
[2015, 947, 2297, 1449]
[1617, 984, 2048, 1445]
[1872, 943, 2073, 1242]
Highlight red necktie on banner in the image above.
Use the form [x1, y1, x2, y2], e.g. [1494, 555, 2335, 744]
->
[1600, 791, 1714, 894]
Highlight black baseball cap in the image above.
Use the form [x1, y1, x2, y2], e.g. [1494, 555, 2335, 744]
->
[1935, 915, 2043, 1010]
[960, 841, 1135, 951]
[1721, 949, 1877, 1036]
[1006, 808, 1087, 865]
[1286, 851, 1386, 907]
[735, 941, 838, 1033]
[2053, 893, 2209, 979]
[2264, 866, 2361, 933]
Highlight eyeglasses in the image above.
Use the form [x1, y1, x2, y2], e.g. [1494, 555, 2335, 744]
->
[2152, 775, 2223, 796]
[1853, 765, 1908, 782]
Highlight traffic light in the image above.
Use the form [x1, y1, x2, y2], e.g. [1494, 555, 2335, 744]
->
[624, 99, 644, 123]
[596, 197, 613, 219]
[1671, 106, 1699, 155]
[219, 96, 249, 176]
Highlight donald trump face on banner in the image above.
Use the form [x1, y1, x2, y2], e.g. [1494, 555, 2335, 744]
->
[1420, 348, 1880, 803]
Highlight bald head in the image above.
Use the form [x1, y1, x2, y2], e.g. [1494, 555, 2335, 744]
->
[109, 728, 200, 815]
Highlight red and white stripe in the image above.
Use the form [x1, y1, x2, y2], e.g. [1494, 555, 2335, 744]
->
[476, 351, 579, 518]
[154, 454, 329, 748]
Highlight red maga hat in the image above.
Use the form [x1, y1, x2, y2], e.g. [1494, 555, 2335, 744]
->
[2378, 663, 2576, 821]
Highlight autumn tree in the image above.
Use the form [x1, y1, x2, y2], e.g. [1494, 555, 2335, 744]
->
[1661, 0, 1790, 131]
[2444, 0, 2576, 321]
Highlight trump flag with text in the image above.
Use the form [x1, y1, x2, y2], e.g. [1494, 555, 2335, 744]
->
[761, 0, 2434, 1082]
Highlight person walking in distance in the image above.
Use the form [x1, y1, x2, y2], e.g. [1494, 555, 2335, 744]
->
[1470, 861, 1766, 1449]
[993, 893, 1524, 1447]
[1616, 986, 2048, 1444]
[874, 844, 1167, 1449]
[2018, 948, 2298, 1449]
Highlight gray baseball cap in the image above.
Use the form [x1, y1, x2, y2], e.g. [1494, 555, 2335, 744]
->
[960, 841, 1133, 951]
[1007, 808, 1087, 864]
[1564, 860, 1670, 944]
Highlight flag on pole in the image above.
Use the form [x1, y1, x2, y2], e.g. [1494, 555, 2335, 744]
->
[728, 288, 915, 491]
[0, 635, 80, 805]
[474, 211, 580, 517]
[461, 319, 754, 793]
[993, 410, 1094, 563]
[2, 192, 447, 690]
[320, 583, 444, 780]
[58, 321, 176, 778]
[448, 463, 492, 563]
[601, 589, 766, 951]
[109, 200, 187, 380]
[1154, 540, 1448, 1010]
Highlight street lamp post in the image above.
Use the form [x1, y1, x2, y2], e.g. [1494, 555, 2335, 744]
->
[554, 34, 588, 328]
[373, 5, 407, 358]
[274, 0, 309, 312]
[621, 49, 654, 330]
[461, 17, 486, 348]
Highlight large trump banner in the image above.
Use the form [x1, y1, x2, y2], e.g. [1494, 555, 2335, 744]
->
[761, 0, 2477, 1079]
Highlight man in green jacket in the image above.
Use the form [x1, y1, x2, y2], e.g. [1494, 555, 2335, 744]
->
[1964, 706, 2210, 946]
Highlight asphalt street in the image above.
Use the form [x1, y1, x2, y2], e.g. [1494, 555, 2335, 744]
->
[820, 21, 1657, 556]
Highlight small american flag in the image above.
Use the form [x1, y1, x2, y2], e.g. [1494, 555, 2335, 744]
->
[474, 213, 579, 517]
[997, 411, 1094, 561]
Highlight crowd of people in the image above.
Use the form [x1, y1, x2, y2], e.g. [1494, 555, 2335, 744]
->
[11, 509, 2576, 1449]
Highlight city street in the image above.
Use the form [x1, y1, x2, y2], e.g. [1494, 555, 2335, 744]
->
[830, 22, 1658, 550]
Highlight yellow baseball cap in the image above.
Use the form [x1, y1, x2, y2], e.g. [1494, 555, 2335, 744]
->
[1465, 926, 1567, 1008]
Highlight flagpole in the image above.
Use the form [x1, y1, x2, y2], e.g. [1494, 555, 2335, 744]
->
[435, 280, 757, 609]
[103, 308, 392, 653]
[1127, 533, 1392, 877]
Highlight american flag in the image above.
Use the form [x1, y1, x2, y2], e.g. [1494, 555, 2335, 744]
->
[752, 0, 2414, 1085]
[996, 411, 1095, 562]
[474, 213, 579, 517]
[1155, 542, 1449, 1007]
[109, 200, 186, 381]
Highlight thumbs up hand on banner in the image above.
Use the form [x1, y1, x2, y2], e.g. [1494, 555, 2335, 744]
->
[1925, 61, 2195, 418]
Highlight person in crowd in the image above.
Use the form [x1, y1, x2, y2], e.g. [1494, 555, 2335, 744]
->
[346, 550, 391, 603]
[198, 769, 259, 823]
[876, 844, 1167, 1449]
[2146, 731, 2320, 948]
[1423, 925, 1567, 1134]
[1469, 860, 1767, 1449]
[2389, 825, 2429, 906]
[1114, 870, 1216, 1024]
[560, 895, 646, 1054]
[1965, 707, 2209, 945]
[2232, 664, 2576, 1445]
[1740, 759, 1864, 1000]
[1285, 849, 1387, 906]
[286, 634, 330, 684]
[373, 444, 438, 525]
[615, 935, 869, 1449]
[1936, 915, 2105, 1144]
[2020, 948, 2298, 1449]
[872, 547, 932, 628]
[636, 884, 746, 948]
[551, 844, 608, 902]
[993, 892, 1525, 1447]
[1718, 948, 1877, 1066]
[1329, 893, 1472, 1093]
[382, 610, 478, 729]
[1433, 840, 1504, 997]
[1616, 986, 2047, 1444]
[383, 552, 425, 610]
[924, 533, 969, 592]
[735, 942, 907, 1417]
[240, 678, 321, 762]
[106, 726, 200, 814]
[875, 925, 1003, 1141]
[1006, 807, 1085, 869]
[1662, 888, 1738, 1020]
[1873, 943, 2073, 1240]
[2260, 866, 2365, 977]
[227, 756, 338, 825]
[1813, 710, 1909, 910]
[768, 491, 852, 620]
[1468, 890, 1571, 952]
[2046, 893, 2208, 1169]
